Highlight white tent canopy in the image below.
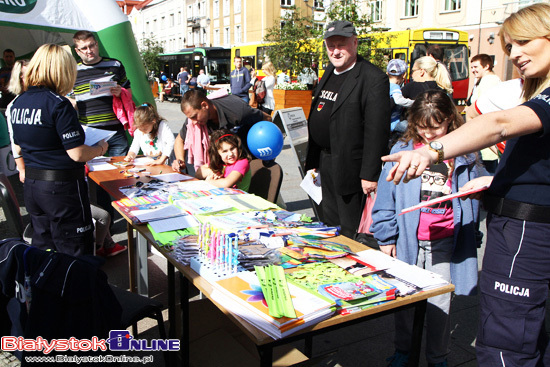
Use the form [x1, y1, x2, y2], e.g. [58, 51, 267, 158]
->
[0, 0, 153, 104]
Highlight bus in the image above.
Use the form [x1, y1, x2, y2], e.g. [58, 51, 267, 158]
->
[231, 44, 272, 79]
[232, 27, 470, 105]
[375, 28, 470, 105]
[159, 47, 231, 85]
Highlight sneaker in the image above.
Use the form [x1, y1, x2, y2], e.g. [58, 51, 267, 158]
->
[103, 243, 127, 257]
[428, 361, 448, 367]
[96, 247, 106, 257]
[386, 350, 409, 367]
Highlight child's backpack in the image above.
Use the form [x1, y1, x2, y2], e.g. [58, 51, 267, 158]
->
[254, 79, 267, 105]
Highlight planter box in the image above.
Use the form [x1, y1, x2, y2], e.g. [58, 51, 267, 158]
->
[273, 89, 313, 117]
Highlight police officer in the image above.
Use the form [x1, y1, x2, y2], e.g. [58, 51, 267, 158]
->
[383, 4, 550, 365]
[8, 44, 108, 256]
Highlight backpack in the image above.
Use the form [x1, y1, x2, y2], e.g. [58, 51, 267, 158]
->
[254, 79, 266, 105]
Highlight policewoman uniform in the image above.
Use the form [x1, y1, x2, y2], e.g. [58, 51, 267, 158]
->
[9, 86, 94, 256]
[476, 87, 550, 365]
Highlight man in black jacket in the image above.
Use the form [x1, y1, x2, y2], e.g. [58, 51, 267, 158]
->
[305, 20, 390, 238]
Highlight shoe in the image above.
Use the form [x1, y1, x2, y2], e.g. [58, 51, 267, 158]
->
[428, 361, 448, 367]
[103, 243, 127, 257]
[96, 247, 106, 257]
[386, 350, 409, 367]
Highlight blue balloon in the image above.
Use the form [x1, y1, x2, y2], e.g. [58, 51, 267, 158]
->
[161, 74, 167, 82]
[247, 121, 284, 160]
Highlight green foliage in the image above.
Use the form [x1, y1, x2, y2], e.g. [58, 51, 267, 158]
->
[140, 36, 164, 75]
[324, 0, 391, 71]
[263, 6, 323, 80]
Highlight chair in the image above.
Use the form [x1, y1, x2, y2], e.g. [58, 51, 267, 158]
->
[0, 240, 168, 366]
[109, 284, 169, 366]
[109, 284, 167, 340]
[248, 159, 283, 204]
[0, 173, 32, 241]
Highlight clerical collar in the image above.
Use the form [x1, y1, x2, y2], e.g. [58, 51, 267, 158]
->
[333, 62, 356, 75]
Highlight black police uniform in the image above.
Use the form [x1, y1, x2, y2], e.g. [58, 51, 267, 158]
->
[476, 87, 550, 366]
[8, 86, 94, 256]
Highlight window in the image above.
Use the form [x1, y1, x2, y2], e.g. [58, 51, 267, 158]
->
[213, 0, 219, 18]
[223, 0, 230, 16]
[443, 0, 461, 11]
[281, 0, 293, 6]
[235, 25, 241, 44]
[201, 1, 206, 17]
[214, 29, 220, 45]
[404, 0, 418, 17]
[224, 27, 230, 46]
[170, 13, 174, 27]
[188, 5, 193, 19]
[314, 0, 323, 9]
[178, 11, 181, 24]
[161, 16, 165, 30]
[234, 0, 241, 13]
[370, 0, 382, 22]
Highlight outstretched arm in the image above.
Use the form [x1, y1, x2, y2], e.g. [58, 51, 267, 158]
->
[383, 106, 542, 184]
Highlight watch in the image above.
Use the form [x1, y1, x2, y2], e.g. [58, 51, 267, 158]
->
[428, 141, 444, 164]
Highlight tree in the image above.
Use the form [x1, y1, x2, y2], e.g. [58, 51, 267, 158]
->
[139, 36, 164, 76]
[263, 6, 323, 81]
[324, 0, 391, 70]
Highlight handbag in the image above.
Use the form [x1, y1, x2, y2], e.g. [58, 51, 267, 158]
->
[357, 192, 376, 235]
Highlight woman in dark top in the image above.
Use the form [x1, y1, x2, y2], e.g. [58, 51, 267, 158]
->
[383, 4, 550, 365]
[8, 44, 108, 256]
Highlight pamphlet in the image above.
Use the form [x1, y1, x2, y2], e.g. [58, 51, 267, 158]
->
[300, 169, 322, 204]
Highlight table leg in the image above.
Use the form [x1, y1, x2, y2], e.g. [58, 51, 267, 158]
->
[136, 231, 149, 296]
[256, 344, 273, 367]
[180, 272, 190, 367]
[304, 335, 313, 358]
[168, 261, 176, 339]
[409, 299, 427, 367]
[127, 223, 136, 293]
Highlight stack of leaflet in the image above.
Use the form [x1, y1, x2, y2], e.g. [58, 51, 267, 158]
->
[210, 270, 335, 339]
[330, 250, 450, 297]
[317, 274, 397, 314]
[277, 237, 354, 268]
[286, 262, 397, 314]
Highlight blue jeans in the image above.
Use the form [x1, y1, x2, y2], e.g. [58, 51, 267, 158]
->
[180, 84, 189, 96]
[240, 96, 250, 104]
[106, 128, 129, 157]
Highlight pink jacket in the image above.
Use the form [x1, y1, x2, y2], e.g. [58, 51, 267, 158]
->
[112, 88, 136, 136]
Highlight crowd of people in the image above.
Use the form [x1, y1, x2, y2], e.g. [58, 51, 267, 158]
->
[1, 3, 550, 366]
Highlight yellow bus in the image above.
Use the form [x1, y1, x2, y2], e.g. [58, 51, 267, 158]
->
[232, 27, 470, 104]
[374, 28, 470, 105]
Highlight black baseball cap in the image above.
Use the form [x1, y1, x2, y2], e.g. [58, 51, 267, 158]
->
[323, 20, 357, 39]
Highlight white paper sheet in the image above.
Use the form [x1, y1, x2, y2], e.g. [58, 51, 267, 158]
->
[132, 204, 186, 222]
[148, 215, 200, 232]
[82, 126, 117, 146]
[151, 172, 193, 182]
[300, 169, 322, 204]
[87, 162, 117, 171]
[133, 157, 155, 165]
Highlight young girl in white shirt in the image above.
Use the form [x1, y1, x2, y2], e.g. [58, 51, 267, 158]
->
[124, 103, 175, 165]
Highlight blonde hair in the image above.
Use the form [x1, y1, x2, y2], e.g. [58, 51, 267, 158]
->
[500, 3, 550, 101]
[8, 59, 29, 95]
[25, 44, 77, 96]
[262, 61, 276, 77]
[414, 56, 453, 94]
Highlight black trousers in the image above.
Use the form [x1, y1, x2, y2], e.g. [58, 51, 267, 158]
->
[319, 150, 362, 238]
[476, 213, 550, 366]
[24, 177, 94, 256]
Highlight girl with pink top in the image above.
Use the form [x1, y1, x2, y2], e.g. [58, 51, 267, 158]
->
[370, 90, 483, 367]
[195, 130, 251, 191]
